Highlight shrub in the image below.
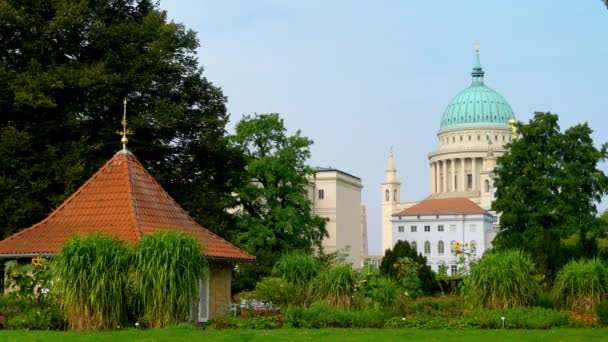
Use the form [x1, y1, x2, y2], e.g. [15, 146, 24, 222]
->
[405, 296, 464, 319]
[285, 304, 391, 328]
[462, 307, 568, 329]
[132, 230, 207, 328]
[552, 258, 608, 312]
[357, 265, 403, 310]
[52, 234, 131, 330]
[3, 304, 64, 330]
[380, 240, 438, 295]
[4, 257, 51, 300]
[465, 250, 540, 309]
[272, 252, 321, 285]
[252, 277, 298, 308]
[596, 301, 608, 326]
[311, 264, 356, 309]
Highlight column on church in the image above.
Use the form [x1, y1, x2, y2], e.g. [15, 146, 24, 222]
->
[442, 160, 447, 193]
[430, 162, 436, 193]
[450, 159, 455, 192]
[460, 158, 466, 193]
[472, 157, 477, 191]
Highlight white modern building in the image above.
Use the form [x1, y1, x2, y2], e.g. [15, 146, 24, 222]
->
[391, 197, 495, 274]
[311, 167, 365, 267]
[381, 48, 516, 262]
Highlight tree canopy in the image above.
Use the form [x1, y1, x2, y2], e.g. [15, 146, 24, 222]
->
[493, 112, 608, 278]
[0, 0, 243, 237]
[229, 113, 328, 291]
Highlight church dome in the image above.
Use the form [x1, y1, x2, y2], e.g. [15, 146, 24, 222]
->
[440, 51, 515, 131]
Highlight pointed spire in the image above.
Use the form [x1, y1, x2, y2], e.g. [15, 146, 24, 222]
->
[471, 44, 484, 85]
[385, 146, 397, 183]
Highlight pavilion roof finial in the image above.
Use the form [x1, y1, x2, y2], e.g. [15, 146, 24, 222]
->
[117, 97, 133, 149]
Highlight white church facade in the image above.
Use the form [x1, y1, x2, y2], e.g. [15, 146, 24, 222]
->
[381, 48, 516, 268]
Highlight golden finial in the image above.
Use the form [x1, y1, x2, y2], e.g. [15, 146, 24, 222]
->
[474, 42, 480, 58]
[117, 97, 133, 149]
[508, 119, 518, 140]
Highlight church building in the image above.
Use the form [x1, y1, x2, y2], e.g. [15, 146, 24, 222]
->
[381, 48, 516, 268]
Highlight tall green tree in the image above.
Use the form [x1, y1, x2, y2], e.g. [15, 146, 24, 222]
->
[230, 113, 327, 291]
[493, 112, 608, 278]
[0, 0, 243, 237]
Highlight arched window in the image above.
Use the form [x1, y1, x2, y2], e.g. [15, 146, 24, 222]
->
[484, 179, 490, 193]
[438, 241, 444, 255]
[470, 240, 477, 254]
[393, 189, 397, 202]
[411, 241, 417, 252]
[385, 189, 389, 202]
[450, 240, 456, 254]
[424, 241, 431, 254]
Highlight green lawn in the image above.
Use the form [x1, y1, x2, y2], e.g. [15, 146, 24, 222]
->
[1, 327, 608, 342]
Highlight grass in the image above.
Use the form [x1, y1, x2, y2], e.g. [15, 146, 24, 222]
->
[132, 231, 208, 328]
[1, 327, 608, 342]
[465, 250, 540, 309]
[311, 264, 357, 309]
[52, 233, 131, 330]
[552, 258, 608, 312]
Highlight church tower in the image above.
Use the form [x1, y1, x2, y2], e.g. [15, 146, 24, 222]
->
[381, 147, 401, 254]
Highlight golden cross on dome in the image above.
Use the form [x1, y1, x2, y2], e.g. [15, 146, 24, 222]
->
[474, 42, 480, 57]
[117, 97, 133, 149]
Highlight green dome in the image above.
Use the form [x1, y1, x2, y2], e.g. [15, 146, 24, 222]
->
[440, 53, 515, 131]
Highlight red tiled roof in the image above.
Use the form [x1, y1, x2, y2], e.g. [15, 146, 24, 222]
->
[392, 198, 489, 216]
[0, 150, 255, 261]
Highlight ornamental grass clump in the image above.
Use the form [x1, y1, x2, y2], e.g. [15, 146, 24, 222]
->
[465, 250, 540, 309]
[552, 258, 608, 312]
[272, 252, 321, 285]
[311, 263, 357, 309]
[132, 230, 207, 328]
[52, 234, 131, 330]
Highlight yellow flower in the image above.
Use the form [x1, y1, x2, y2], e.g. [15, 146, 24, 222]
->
[31, 256, 48, 268]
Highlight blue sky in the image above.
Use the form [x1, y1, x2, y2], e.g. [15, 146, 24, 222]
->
[160, 1, 608, 255]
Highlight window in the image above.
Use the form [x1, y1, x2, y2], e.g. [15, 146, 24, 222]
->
[493, 215, 499, 223]
[484, 179, 490, 193]
[477, 134, 481, 141]
[410, 226, 417, 233]
[424, 225, 430, 232]
[411, 241, 417, 252]
[468, 135, 472, 141]
[467, 174, 473, 189]
[318, 189, 324, 199]
[438, 225, 444, 232]
[438, 241, 444, 254]
[470, 224, 476, 233]
[452, 136, 455, 143]
[495, 135, 498, 141]
[398, 226, 404, 233]
[424, 241, 431, 254]
[385, 189, 389, 202]
[393, 189, 397, 202]
[451, 265, 458, 276]
[454, 176, 457, 189]
[470, 240, 477, 254]
[449, 225, 457, 232]
[460, 136, 463, 142]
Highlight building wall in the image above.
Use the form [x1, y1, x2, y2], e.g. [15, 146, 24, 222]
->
[312, 170, 363, 267]
[208, 262, 233, 319]
[391, 213, 494, 272]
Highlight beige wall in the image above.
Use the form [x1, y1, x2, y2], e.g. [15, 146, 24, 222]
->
[208, 262, 233, 319]
[312, 170, 363, 267]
